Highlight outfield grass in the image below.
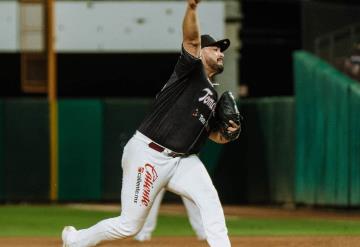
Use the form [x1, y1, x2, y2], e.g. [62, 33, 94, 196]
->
[0, 205, 360, 237]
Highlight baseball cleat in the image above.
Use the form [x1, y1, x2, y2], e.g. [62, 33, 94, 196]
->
[62, 226, 77, 247]
[197, 236, 207, 241]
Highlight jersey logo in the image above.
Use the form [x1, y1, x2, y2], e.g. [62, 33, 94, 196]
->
[198, 88, 216, 111]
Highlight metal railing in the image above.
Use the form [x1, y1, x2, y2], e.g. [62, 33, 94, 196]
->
[314, 23, 360, 64]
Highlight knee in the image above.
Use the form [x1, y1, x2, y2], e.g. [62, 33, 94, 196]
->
[118, 217, 144, 237]
[122, 224, 143, 237]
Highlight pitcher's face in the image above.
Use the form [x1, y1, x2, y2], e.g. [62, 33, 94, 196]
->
[201, 46, 224, 75]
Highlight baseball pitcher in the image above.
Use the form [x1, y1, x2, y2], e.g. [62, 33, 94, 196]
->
[62, 0, 241, 246]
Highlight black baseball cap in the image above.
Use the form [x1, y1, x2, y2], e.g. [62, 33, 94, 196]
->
[201, 34, 230, 52]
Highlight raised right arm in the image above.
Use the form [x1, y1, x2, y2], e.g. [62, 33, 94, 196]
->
[182, 0, 201, 58]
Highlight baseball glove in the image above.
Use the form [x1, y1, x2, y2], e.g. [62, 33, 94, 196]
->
[214, 91, 242, 141]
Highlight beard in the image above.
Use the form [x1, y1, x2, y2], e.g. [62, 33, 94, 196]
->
[211, 62, 224, 74]
[216, 63, 224, 73]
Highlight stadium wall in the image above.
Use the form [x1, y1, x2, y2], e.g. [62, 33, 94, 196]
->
[0, 100, 3, 201]
[294, 51, 360, 207]
[1, 52, 358, 206]
[0, 97, 295, 204]
[214, 97, 295, 205]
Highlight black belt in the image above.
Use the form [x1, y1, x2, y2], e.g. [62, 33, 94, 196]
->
[148, 142, 184, 158]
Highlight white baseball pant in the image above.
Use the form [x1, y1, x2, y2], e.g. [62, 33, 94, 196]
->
[134, 188, 206, 241]
[66, 131, 230, 247]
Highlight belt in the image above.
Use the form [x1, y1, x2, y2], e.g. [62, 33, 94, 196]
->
[148, 142, 184, 158]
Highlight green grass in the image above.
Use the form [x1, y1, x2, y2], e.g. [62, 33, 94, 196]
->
[0, 205, 360, 237]
[0, 205, 118, 237]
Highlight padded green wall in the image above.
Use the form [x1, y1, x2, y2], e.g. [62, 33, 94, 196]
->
[349, 83, 360, 205]
[0, 100, 3, 201]
[270, 98, 295, 203]
[0, 96, 297, 204]
[199, 139, 223, 176]
[3, 99, 49, 201]
[102, 98, 152, 201]
[2, 76, 356, 206]
[294, 51, 358, 206]
[294, 52, 318, 205]
[214, 97, 295, 204]
[58, 100, 102, 201]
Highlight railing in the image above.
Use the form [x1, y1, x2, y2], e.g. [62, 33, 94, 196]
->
[314, 23, 360, 64]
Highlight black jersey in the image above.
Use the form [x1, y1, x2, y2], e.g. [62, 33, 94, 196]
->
[138, 46, 218, 154]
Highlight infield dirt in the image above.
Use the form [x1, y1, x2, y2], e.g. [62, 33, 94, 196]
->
[1, 236, 360, 247]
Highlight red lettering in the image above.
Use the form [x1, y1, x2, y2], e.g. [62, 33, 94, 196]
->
[140, 163, 158, 207]
[145, 163, 158, 182]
